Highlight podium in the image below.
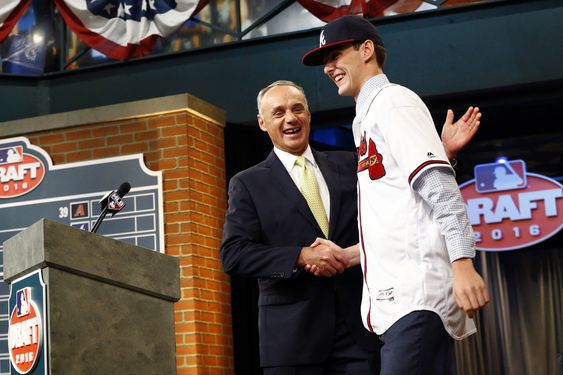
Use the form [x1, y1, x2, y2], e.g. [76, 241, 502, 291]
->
[3, 219, 180, 375]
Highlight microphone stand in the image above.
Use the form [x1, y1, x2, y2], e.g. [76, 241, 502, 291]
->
[91, 190, 112, 234]
[90, 183, 130, 234]
[91, 207, 108, 233]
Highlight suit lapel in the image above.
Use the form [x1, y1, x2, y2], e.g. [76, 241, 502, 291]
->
[313, 149, 342, 240]
[265, 151, 324, 234]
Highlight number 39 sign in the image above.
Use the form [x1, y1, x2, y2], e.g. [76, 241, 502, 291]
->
[460, 160, 563, 251]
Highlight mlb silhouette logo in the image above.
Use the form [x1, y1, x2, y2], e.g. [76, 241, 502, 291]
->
[474, 160, 527, 193]
[107, 192, 125, 211]
[0, 146, 23, 164]
[16, 287, 31, 317]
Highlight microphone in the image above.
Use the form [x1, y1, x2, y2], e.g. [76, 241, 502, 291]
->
[91, 182, 131, 233]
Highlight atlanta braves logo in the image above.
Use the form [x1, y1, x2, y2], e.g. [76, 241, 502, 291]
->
[357, 131, 367, 157]
[357, 133, 385, 180]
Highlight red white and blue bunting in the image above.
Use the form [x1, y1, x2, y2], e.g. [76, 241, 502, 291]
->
[53, 0, 208, 60]
[1, 0, 405, 61]
[297, 0, 399, 22]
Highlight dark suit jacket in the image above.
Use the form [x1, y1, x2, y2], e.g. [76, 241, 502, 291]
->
[221, 148, 380, 367]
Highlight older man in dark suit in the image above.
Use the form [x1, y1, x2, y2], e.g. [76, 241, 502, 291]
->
[220, 80, 480, 374]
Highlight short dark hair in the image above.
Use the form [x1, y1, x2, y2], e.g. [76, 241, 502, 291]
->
[352, 41, 387, 68]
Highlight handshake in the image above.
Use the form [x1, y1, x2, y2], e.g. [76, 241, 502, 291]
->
[297, 238, 360, 277]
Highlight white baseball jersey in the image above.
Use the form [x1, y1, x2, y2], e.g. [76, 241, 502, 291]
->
[353, 78, 476, 339]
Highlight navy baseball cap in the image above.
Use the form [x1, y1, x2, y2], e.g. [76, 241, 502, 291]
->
[302, 15, 384, 66]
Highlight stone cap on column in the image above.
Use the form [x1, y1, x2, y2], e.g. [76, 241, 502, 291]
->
[3, 218, 180, 302]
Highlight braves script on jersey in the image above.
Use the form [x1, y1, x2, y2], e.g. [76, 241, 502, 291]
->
[353, 78, 476, 339]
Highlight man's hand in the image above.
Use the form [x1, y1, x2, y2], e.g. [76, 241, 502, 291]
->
[452, 258, 490, 318]
[298, 239, 347, 277]
[303, 239, 359, 277]
[441, 106, 481, 160]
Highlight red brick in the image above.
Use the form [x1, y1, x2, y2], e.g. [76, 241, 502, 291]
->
[166, 234, 191, 245]
[149, 137, 177, 149]
[38, 133, 65, 145]
[92, 147, 120, 158]
[161, 126, 187, 138]
[163, 147, 187, 158]
[108, 133, 133, 145]
[51, 154, 66, 164]
[134, 129, 159, 142]
[78, 138, 105, 149]
[165, 223, 180, 234]
[164, 180, 179, 191]
[176, 113, 188, 124]
[92, 126, 119, 137]
[166, 190, 191, 202]
[121, 142, 148, 154]
[143, 150, 162, 161]
[165, 169, 190, 180]
[52, 142, 78, 153]
[187, 126, 201, 138]
[148, 116, 178, 128]
[66, 129, 93, 141]
[177, 135, 189, 147]
[153, 159, 178, 170]
[66, 150, 93, 162]
[120, 121, 148, 133]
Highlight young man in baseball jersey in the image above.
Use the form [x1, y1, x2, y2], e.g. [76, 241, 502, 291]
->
[302, 15, 490, 374]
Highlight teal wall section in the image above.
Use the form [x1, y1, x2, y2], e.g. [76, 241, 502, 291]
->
[0, 0, 562, 126]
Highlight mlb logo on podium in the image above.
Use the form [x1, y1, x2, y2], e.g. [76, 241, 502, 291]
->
[474, 160, 527, 194]
[16, 287, 31, 317]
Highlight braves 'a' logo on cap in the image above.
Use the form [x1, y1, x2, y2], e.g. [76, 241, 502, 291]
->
[319, 30, 326, 47]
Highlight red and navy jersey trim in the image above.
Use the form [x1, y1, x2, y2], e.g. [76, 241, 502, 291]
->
[358, 186, 374, 333]
[408, 160, 451, 186]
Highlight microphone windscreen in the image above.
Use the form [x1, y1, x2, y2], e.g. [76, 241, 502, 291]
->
[117, 182, 131, 198]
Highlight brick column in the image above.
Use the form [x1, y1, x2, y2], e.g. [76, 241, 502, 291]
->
[3, 94, 234, 374]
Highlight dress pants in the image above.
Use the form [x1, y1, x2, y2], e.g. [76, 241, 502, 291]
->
[380, 310, 456, 375]
[263, 311, 379, 375]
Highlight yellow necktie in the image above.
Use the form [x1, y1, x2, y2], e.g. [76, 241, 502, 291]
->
[295, 156, 329, 237]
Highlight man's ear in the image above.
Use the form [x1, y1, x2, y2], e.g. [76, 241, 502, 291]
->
[362, 40, 376, 63]
[257, 115, 267, 132]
